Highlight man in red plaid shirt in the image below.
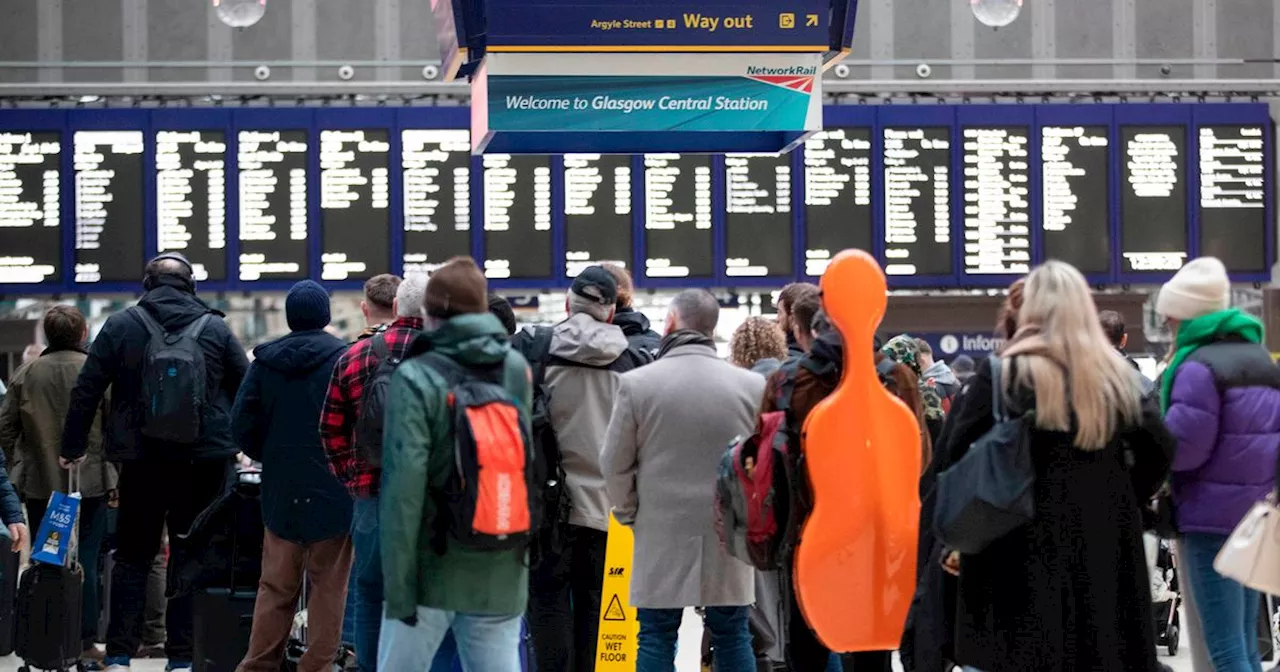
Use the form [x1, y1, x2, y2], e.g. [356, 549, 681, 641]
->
[321, 273, 424, 672]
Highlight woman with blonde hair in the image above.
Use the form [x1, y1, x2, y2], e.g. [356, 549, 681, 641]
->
[728, 316, 788, 375]
[932, 260, 1175, 672]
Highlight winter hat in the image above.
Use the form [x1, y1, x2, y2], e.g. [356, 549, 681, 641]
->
[424, 256, 488, 319]
[571, 266, 619, 306]
[286, 280, 331, 331]
[1156, 257, 1230, 321]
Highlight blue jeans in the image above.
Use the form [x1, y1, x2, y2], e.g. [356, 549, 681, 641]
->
[637, 607, 753, 672]
[352, 497, 383, 672]
[1181, 532, 1262, 672]
[378, 608, 522, 672]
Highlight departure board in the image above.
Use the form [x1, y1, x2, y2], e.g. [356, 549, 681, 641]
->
[482, 153, 552, 279]
[1121, 126, 1187, 273]
[962, 127, 1031, 275]
[238, 130, 309, 281]
[319, 129, 390, 281]
[155, 130, 227, 282]
[74, 130, 145, 283]
[883, 127, 952, 276]
[1198, 125, 1267, 273]
[804, 128, 872, 276]
[644, 153, 713, 279]
[564, 154, 632, 277]
[725, 153, 792, 278]
[1041, 126, 1110, 275]
[402, 129, 472, 274]
[0, 132, 61, 284]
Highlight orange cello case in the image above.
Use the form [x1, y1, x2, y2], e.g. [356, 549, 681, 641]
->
[794, 249, 922, 653]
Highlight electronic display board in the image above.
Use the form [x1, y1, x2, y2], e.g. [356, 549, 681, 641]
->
[237, 129, 309, 282]
[961, 127, 1031, 276]
[724, 153, 793, 279]
[1198, 125, 1268, 274]
[482, 153, 553, 280]
[1121, 125, 1188, 274]
[319, 129, 390, 281]
[1041, 125, 1111, 275]
[0, 131, 61, 284]
[155, 130, 227, 282]
[73, 130, 145, 284]
[402, 129, 472, 274]
[564, 153, 632, 277]
[644, 153, 713, 280]
[882, 127, 953, 277]
[803, 128, 872, 277]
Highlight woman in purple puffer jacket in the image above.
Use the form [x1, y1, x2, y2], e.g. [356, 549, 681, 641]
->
[1159, 257, 1280, 672]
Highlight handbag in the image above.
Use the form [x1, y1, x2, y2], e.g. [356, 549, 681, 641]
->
[1213, 483, 1280, 595]
[933, 355, 1036, 555]
[30, 465, 82, 568]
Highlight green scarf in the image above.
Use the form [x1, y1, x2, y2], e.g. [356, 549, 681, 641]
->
[1160, 308, 1264, 413]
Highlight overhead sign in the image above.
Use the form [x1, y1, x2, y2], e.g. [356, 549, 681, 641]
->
[473, 52, 822, 154]
[485, 0, 829, 51]
[595, 515, 639, 671]
[916, 332, 1007, 360]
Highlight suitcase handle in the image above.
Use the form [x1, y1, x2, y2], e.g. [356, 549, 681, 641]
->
[68, 463, 81, 495]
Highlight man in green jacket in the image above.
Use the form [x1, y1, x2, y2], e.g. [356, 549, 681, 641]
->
[378, 257, 532, 671]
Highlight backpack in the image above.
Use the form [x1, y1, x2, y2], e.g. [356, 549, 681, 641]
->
[131, 307, 213, 445]
[523, 329, 572, 555]
[354, 335, 401, 468]
[421, 352, 540, 552]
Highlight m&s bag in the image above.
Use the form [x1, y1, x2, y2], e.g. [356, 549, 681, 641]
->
[31, 468, 81, 567]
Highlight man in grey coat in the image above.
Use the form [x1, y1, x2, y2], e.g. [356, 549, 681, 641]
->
[602, 289, 764, 672]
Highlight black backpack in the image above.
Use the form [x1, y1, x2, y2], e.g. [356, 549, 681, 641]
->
[132, 307, 213, 445]
[354, 335, 402, 469]
[420, 352, 540, 552]
[523, 328, 571, 553]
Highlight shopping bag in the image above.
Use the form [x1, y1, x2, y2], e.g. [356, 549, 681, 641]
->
[31, 468, 82, 567]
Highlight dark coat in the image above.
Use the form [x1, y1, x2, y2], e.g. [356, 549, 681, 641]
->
[928, 358, 1174, 672]
[231, 329, 351, 545]
[611, 307, 661, 357]
[0, 446, 24, 526]
[63, 279, 250, 462]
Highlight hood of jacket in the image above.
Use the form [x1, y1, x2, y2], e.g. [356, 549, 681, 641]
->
[612, 307, 651, 337]
[252, 330, 347, 376]
[137, 281, 221, 331]
[922, 360, 958, 386]
[427, 313, 512, 366]
[550, 313, 629, 367]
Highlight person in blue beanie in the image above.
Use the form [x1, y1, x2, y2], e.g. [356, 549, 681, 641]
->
[233, 280, 354, 671]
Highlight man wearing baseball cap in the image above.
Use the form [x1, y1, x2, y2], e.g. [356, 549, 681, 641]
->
[512, 266, 654, 672]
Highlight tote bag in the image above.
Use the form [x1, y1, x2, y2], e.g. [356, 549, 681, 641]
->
[1215, 493, 1280, 596]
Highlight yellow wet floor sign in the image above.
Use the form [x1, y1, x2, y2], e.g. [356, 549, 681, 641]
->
[596, 514, 639, 670]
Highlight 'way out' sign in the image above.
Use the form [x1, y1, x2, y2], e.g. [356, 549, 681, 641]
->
[596, 515, 639, 670]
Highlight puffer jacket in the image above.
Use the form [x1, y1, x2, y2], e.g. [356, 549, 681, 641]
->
[231, 329, 351, 544]
[612, 307, 661, 358]
[1164, 338, 1280, 535]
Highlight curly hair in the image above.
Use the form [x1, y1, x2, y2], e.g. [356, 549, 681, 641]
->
[729, 317, 788, 369]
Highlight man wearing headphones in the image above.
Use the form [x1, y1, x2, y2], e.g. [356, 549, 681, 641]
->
[62, 252, 250, 672]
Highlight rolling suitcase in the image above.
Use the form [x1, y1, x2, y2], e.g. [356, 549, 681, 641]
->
[192, 470, 263, 672]
[15, 562, 85, 672]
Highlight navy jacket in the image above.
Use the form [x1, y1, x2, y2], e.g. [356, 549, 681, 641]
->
[232, 329, 351, 544]
[63, 279, 250, 462]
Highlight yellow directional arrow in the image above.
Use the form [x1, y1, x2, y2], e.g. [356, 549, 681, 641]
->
[806, 13, 819, 27]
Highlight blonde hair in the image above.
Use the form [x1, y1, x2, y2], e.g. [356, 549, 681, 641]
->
[1002, 261, 1142, 450]
[729, 317, 787, 369]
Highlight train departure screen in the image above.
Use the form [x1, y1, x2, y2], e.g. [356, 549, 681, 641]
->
[883, 127, 952, 276]
[74, 130, 145, 283]
[238, 130, 309, 281]
[1041, 126, 1110, 274]
[319, 129, 390, 281]
[155, 130, 227, 282]
[1121, 126, 1187, 273]
[482, 154, 552, 279]
[0, 132, 61, 284]
[962, 127, 1031, 275]
[725, 153, 793, 278]
[644, 154, 713, 279]
[402, 129, 472, 274]
[1198, 125, 1268, 273]
[564, 154, 632, 277]
[804, 128, 872, 276]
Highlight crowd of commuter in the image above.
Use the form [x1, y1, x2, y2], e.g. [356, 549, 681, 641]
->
[0, 248, 1277, 672]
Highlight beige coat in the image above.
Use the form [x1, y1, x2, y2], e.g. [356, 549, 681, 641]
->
[602, 343, 764, 609]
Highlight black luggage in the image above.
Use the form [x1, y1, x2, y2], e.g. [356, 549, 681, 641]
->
[189, 470, 263, 672]
[193, 588, 257, 672]
[0, 542, 20, 656]
[15, 562, 84, 672]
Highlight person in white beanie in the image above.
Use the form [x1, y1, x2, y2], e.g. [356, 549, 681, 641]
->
[1158, 256, 1280, 672]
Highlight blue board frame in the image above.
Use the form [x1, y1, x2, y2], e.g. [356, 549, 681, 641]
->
[0, 110, 70, 296]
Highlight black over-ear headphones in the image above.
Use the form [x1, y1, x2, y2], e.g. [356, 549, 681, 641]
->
[143, 252, 197, 293]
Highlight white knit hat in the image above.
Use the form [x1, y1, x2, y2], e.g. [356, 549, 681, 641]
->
[1155, 257, 1230, 320]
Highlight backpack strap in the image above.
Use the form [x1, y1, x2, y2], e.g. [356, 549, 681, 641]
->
[370, 333, 392, 363]
[183, 313, 214, 339]
[526, 327, 556, 390]
[129, 306, 166, 338]
[774, 359, 802, 413]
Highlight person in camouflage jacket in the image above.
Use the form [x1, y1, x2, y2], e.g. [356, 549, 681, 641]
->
[883, 335, 947, 444]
